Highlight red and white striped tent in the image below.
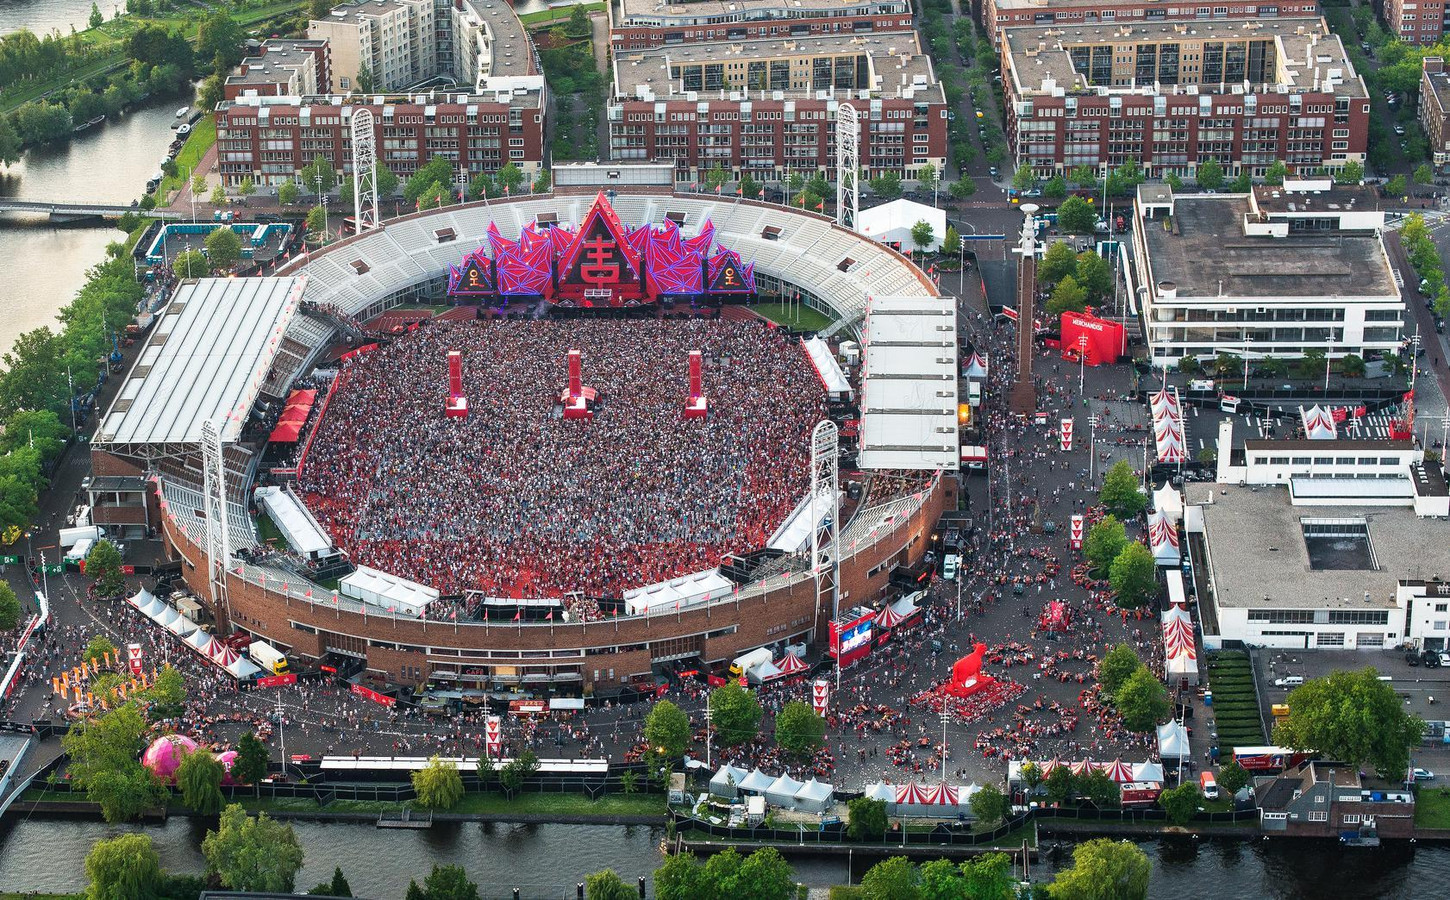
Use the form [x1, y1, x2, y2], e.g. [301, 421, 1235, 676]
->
[896, 782, 930, 806]
[1103, 758, 1135, 783]
[875, 603, 908, 628]
[1148, 510, 1180, 565]
[1151, 388, 1188, 463]
[1070, 759, 1094, 776]
[774, 653, 808, 676]
[209, 643, 241, 667]
[924, 782, 958, 806]
[1301, 404, 1338, 440]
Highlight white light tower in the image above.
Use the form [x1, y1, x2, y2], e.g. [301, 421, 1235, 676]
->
[835, 103, 859, 232]
[351, 107, 379, 233]
[810, 420, 841, 687]
[201, 417, 231, 627]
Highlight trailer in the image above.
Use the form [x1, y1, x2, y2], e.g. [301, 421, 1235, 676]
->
[247, 641, 289, 675]
[728, 648, 773, 678]
[59, 525, 103, 550]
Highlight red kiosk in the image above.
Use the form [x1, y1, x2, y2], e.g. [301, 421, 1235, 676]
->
[559, 349, 597, 421]
[444, 350, 469, 418]
[1059, 311, 1126, 366]
[683, 350, 708, 419]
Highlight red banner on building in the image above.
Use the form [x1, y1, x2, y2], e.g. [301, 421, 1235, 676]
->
[350, 682, 395, 707]
[1070, 515, 1085, 550]
[257, 673, 298, 688]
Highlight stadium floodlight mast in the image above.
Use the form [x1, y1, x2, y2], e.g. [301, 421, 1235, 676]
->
[351, 107, 380, 234]
[201, 416, 231, 628]
[835, 103, 859, 233]
[809, 419, 841, 689]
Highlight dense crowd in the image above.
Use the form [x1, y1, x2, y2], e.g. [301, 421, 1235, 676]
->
[298, 318, 825, 610]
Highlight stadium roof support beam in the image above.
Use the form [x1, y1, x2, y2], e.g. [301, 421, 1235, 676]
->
[836, 103, 859, 233]
[810, 419, 841, 686]
[351, 107, 379, 234]
[201, 417, 232, 631]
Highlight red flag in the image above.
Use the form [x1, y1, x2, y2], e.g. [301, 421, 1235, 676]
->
[305, 589, 312, 598]
[545, 610, 554, 621]
[816, 198, 825, 211]
[282, 583, 289, 592]
[483, 609, 488, 622]
[450, 608, 457, 620]
[1002, 306, 1020, 322]
[513, 609, 521, 621]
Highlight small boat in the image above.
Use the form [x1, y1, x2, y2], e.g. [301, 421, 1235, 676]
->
[175, 106, 189, 119]
[72, 114, 105, 133]
[177, 123, 192, 137]
[1340, 819, 1381, 848]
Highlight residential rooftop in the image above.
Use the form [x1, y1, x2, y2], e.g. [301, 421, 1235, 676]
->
[316, 0, 413, 26]
[1196, 487, 1450, 609]
[1250, 183, 1384, 216]
[613, 0, 909, 24]
[457, 0, 538, 79]
[611, 32, 942, 102]
[227, 39, 325, 90]
[216, 88, 544, 113]
[1425, 57, 1450, 112]
[1004, 18, 1366, 99]
[1138, 195, 1397, 300]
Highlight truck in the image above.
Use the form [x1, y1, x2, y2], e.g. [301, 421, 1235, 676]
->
[247, 641, 289, 675]
[1119, 782, 1163, 807]
[1232, 745, 1311, 773]
[66, 538, 93, 563]
[59, 525, 103, 550]
[728, 647, 773, 678]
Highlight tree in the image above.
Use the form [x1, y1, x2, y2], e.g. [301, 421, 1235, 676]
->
[176, 748, 226, 815]
[960, 854, 1015, 900]
[734, 847, 794, 900]
[869, 170, 902, 199]
[1296, 347, 1327, 380]
[300, 154, 337, 195]
[173, 248, 208, 278]
[969, 782, 1008, 825]
[0, 581, 21, 631]
[1075, 251, 1112, 304]
[82, 634, 116, 665]
[1080, 770, 1120, 809]
[1098, 459, 1146, 517]
[942, 224, 961, 258]
[919, 858, 965, 900]
[1196, 159, 1224, 190]
[1337, 353, 1367, 377]
[1165, 173, 1184, 191]
[949, 177, 977, 199]
[497, 162, 526, 195]
[1264, 160, 1288, 186]
[231, 731, 269, 786]
[585, 869, 634, 900]
[63, 704, 166, 822]
[1106, 160, 1144, 197]
[654, 851, 704, 900]
[85, 833, 162, 900]
[1044, 764, 1076, 805]
[774, 700, 825, 759]
[1039, 242, 1078, 286]
[1046, 275, 1087, 317]
[847, 796, 888, 840]
[1057, 196, 1098, 233]
[704, 163, 730, 193]
[1217, 760, 1250, 797]
[1084, 517, 1128, 577]
[412, 755, 465, 810]
[277, 180, 300, 206]
[1273, 667, 1426, 777]
[917, 162, 938, 197]
[306, 205, 327, 239]
[910, 219, 936, 260]
[310, 0, 332, 19]
[1415, 163, 1435, 185]
[1159, 782, 1201, 825]
[1114, 666, 1170, 733]
[309, 867, 353, 898]
[1336, 160, 1364, 185]
[1098, 643, 1141, 696]
[1108, 543, 1159, 609]
[499, 748, 540, 794]
[416, 864, 480, 900]
[209, 183, 226, 206]
[89, 2, 104, 29]
[201, 804, 305, 892]
[354, 64, 375, 95]
[1012, 163, 1038, 192]
[861, 856, 919, 900]
[1049, 838, 1150, 900]
[644, 699, 691, 760]
[1044, 174, 1068, 199]
[203, 226, 243, 272]
[196, 11, 245, 72]
[1, 409, 69, 461]
[235, 176, 256, 201]
[1070, 165, 1098, 191]
[709, 682, 762, 746]
[85, 539, 126, 598]
[417, 181, 451, 210]
[1386, 174, 1408, 197]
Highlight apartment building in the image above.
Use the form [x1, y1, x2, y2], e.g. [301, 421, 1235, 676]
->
[309, 0, 437, 92]
[1421, 57, 1450, 171]
[607, 32, 947, 181]
[1003, 19, 1368, 178]
[608, 0, 914, 51]
[214, 90, 545, 187]
[1382, 0, 1448, 47]
[224, 39, 331, 102]
[981, 0, 1322, 45]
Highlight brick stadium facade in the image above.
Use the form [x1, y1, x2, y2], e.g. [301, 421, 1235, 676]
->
[158, 475, 950, 693]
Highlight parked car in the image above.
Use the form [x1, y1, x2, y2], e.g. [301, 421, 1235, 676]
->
[1394, 124, 1406, 136]
[1273, 676, 1304, 688]
[1414, 768, 1436, 781]
[1439, 652, 1450, 667]
[1407, 650, 1421, 666]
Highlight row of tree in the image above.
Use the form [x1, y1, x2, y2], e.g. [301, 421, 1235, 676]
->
[408, 750, 543, 810]
[1081, 512, 1158, 611]
[1096, 644, 1170, 734]
[1038, 241, 1114, 317]
[642, 684, 827, 761]
[1177, 347, 1376, 384]
[1401, 214, 1450, 320]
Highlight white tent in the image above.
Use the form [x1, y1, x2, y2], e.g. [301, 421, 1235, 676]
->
[622, 568, 735, 615]
[129, 588, 163, 619]
[751, 659, 785, 683]
[1133, 762, 1165, 783]
[765, 773, 805, 808]
[1153, 483, 1183, 522]
[165, 613, 197, 637]
[963, 351, 988, 380]
[709, 764, 749, 799]
[184, 628, 214, 654]
[1157, 721, 1191, 760]
[223, 655, 262, 680]
[738, 768, 774, 795]
[858, 198, 947, 252]
[153, 605, 182, 631]
[801, 337, 852, 400]
[793, 778, 835, 814]
[864, 782, 895, 803]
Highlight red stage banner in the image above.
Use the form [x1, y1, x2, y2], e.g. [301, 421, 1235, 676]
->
[1070, 515, 1085, 550]
[812, 678, 829, 716]
[350, 683, 395, 707]
[1060, 418, 1074, 452]
[257, 673, 298, 688]
[1059, 311, 1125, 366]
[486, 714, 502, 756]
[126, 642, 144, 676]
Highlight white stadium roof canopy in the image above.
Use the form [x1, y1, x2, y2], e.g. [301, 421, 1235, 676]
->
[856, 295, 959, 471]
[95, 277, 305, 455]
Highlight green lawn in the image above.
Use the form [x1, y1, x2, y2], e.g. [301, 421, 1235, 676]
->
[1, 894, 81, 900]
[1206, 654, 1265, 755]
[242, 791, 666, 818]
[157, 114, 218, 200]
[519, 1, 604, 26]
[255, 511, 284, 547]
[1415, 786, 1450, 828]
[751, 301, 835, 332]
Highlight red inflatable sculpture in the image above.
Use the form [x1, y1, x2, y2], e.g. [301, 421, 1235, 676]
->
[945, 643, 998, 698]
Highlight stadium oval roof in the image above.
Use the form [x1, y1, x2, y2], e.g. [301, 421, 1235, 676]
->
[96, 277, 305, 454]
[273, 195, 937, 329]
[856, 295, 959, 471]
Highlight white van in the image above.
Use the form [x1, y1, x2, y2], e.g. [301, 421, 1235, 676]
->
[943, 555, 959, 581]
[1273, 675, 1304, 688]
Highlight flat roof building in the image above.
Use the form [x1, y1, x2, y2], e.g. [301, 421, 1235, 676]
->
[609, 0, 914, 51]
[224, 39, 331, 101]
[309, 0, 437, 92]
[980, 0, 1323, 45]
[1002, 18, 1369, 178]
[1421, 58, 1450, 172]
[1129, 180, 1402, 364]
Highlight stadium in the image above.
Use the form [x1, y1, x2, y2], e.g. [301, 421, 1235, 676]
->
[90, 166, 958, 698]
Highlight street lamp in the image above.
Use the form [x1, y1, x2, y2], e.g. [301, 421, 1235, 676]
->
[313, 172, 328, 243]
[1078, 334, 1089, 398]
[1087, 413, 1100, 485]
[704, 700, 713, 768]
[939, 709, 951, 780]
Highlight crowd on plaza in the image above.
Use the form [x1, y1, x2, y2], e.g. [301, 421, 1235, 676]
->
[296, 317, 826, 613]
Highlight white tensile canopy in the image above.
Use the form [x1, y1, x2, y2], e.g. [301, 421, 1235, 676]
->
[765, 773, 805, 808]
[738, 768, 774, 795]
[1157, 721, 1191, 760]
[709, 764, 750, 798]
[1153, 483, 1183, 521]
[793, 778, 835, 813]
[865, 782, 895, 803]
[1301, 404, 1338, 440]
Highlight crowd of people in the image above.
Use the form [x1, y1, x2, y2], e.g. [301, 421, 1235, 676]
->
[297, 317, 826, 610]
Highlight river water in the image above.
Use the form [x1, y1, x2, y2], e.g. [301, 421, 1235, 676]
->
[1, 815, 1449, 899]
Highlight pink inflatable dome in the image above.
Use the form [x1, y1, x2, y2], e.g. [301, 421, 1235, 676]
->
[216, 749, 238, 785]
[141, 733, 199, 781]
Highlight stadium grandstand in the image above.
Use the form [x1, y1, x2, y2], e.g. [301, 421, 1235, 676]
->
[91, 180, 957, 697]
